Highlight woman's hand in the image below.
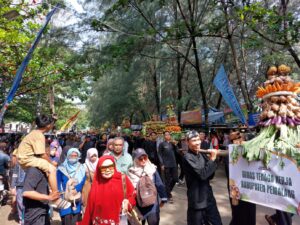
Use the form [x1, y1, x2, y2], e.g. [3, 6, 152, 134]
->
[122, 199, 130, 213]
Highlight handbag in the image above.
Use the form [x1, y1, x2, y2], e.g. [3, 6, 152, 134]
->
[82, 164, 93, 207]
[58, 165, 82, 210]
[121, 174, 143, 225]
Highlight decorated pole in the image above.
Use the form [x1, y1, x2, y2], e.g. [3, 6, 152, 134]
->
[59, 111, 81, 132]
[0, 5, 59, 123]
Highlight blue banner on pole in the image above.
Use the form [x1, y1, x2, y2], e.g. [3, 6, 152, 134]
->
[0, 5, 59, 122]
[248, 113, 260, 126]
[213, 65, 247, 124]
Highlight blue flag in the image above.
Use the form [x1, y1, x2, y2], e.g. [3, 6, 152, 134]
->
[213, 65, 247, 124]
[0, 5, 59, 122]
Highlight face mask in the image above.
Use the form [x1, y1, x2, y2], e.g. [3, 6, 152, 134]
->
[68, 158, 78, 164]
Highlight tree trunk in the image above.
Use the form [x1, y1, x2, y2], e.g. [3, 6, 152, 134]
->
[173, 0, 182, 123]
[176, 54, 182, 123]
[240, 21, 253, 110]
[287, 46, 300, 68]
[49, 86, 55, 115]
[151, 65, 160, 115]
[279, 1, 300, 68]
[221, 0, 252, 113]
[215, 94, 223, 109]
[140, 109, 147, 121]
[187, 0, 209, 124]
[191, 37, 209, 125]
[205, 41, 226, 102]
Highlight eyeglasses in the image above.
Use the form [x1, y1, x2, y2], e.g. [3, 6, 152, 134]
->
[138, 156, 148, 161]
[100, 164, 114, 172]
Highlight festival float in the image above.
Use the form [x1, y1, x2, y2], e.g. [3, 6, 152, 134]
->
[142, 115, 166, 136]
[164, 105, 182, 140]
[229, 65, 300, 214]
[238, 64, 300, 166]
[142, 106, 182, 140]
[121, 117, 132, 135]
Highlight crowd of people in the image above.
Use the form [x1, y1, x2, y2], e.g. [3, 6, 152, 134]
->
[0, 114, 295, 225]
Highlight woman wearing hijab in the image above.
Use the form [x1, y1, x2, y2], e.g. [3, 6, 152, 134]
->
[57, 148, 86, 225]
[128, 148, 168, 225]
[49, 142, 60, 167]
[80, 155, 136, 225]
[103, 138, 114, 156]
[82, 148, 99, 212]
[50, 139, 62, 158]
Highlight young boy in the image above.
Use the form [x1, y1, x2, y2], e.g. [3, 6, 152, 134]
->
[16, 115, 70, 209]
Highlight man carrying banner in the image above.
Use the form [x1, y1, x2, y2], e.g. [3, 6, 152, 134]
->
[182, 130, 222, 225]
[228, 130, 256, 225]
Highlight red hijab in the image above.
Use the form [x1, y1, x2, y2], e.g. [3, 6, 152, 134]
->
[80, 155, 135, 225]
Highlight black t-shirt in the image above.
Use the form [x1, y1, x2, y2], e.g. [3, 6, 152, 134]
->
[23, 167, 49, 224]
[200, 140, 210, 150]
[96, 140, 107, 157]
[143, 140, 160, 166]
[158, 141, 177, 168]
[132, 136, 144, 150]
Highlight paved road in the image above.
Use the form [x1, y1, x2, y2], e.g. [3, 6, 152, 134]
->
[160, 168, 300, 225]
[1, 167, 299, 225]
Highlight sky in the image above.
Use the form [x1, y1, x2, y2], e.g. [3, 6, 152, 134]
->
[65, 0, 85, 13]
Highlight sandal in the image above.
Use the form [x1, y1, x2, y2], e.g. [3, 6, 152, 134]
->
[50, 198, 71, 209]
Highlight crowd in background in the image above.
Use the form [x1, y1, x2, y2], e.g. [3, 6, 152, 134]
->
[0, 116, 293, 225]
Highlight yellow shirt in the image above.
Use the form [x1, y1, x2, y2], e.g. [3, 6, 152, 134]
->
[16, 130, 45, 159]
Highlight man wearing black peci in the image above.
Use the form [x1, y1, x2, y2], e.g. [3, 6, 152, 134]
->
[182, 130, 222, 225]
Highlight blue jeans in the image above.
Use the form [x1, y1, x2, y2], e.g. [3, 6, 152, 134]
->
[16, 187, 24, 224]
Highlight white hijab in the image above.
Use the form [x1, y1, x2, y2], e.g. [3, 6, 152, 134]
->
[128, 158, 157, 188]
[84, 148, 99, 173]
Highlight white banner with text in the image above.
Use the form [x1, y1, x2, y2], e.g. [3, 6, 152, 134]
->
[229, 144, 300, 215]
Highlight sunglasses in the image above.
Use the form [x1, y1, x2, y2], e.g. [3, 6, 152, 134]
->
[138, 156, 148, 161]
[100, 164, 114, 172]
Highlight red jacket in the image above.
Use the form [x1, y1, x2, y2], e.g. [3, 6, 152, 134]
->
[80, 155, 136, 225]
